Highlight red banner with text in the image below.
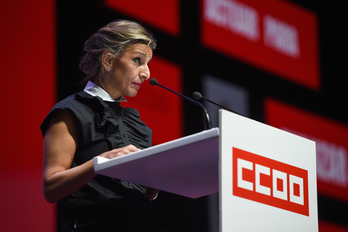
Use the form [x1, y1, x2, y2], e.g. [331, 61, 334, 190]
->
[201, 0, 319, 90]
[265, 98, 348, 202]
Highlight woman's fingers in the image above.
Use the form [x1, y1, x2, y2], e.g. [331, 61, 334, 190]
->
[99, 145, 141, 159]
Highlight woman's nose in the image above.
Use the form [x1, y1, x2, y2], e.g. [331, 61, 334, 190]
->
[141, 65, 150, 80]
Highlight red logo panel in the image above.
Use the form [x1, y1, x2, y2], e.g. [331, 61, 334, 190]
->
[233, 147, 309, 216]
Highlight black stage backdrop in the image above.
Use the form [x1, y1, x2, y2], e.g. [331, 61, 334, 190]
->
[57, 0, 348, 231]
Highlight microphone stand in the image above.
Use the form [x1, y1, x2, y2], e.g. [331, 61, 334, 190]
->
[150, 79, 212, 130]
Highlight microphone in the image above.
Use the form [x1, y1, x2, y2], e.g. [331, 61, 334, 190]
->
[149, 79, 212, 130]
[193, 91, 241, 116]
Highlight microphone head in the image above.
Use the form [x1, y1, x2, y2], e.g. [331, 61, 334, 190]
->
[192, 91, 202, 100]
[149, 78, 158, 86]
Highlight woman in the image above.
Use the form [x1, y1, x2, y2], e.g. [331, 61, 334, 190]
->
[41, 20, 160, 231]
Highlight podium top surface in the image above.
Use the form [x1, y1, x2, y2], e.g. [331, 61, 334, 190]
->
[94, 128, 219, 198]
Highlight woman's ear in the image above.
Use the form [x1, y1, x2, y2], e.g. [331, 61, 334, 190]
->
[102, 51, 113, 71]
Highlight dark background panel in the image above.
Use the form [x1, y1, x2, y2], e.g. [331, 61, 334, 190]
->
[56, 0, 348, 231]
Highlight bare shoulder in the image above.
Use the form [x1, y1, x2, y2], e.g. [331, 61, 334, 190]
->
[43, 110, 80, 176]
[45, 109, 80, 141]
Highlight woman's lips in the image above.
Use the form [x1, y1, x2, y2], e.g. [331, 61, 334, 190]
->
[133, 82, 142, 89]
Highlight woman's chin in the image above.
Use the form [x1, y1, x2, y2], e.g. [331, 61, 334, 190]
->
[125, 91, 138, 98]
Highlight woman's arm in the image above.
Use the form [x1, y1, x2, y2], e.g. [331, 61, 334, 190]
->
[42, 110, 140, 203]
[42, 110, 95, 203]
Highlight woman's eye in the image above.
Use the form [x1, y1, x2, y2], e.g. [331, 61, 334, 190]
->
[133, 58, 141, 64]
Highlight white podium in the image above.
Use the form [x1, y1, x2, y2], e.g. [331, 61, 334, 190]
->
[94, 128, 219, 198]
[94, 110, 318, 232]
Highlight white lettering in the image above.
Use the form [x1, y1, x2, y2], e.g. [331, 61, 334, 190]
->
[263, 15, 300, 58]
[289, 174, 304, 205]
[273, 169, 288, 201]
[237, 157, 305, 204]
[204, 0, 259, 41]
[237, 158, 253, 191]
[316, 141, 348, 186]
[255, 164, 271, 195]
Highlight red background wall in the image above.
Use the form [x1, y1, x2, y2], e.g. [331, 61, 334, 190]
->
[1, 0, 347, 231]
[0, 0, 56, 231]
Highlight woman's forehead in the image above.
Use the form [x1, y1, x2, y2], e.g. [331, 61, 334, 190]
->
[125, 43, 153, 58]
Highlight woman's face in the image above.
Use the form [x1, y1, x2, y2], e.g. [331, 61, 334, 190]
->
[103, 43, 153, 99]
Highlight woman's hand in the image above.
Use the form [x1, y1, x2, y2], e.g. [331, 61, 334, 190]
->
[98, 145, 141, 159]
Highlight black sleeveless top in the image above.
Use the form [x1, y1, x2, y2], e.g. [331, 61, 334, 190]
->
[41, 91, 156, 231]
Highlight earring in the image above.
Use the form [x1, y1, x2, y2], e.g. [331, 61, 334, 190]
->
[107, 67, 110, 70]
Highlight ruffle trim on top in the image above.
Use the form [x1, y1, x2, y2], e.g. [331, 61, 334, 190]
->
[75, 92, 151, 149]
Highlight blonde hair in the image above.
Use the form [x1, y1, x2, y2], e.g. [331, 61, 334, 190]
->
[79, 20, 156, 84]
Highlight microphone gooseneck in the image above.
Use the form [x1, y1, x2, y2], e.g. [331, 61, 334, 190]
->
[149, 79, 212, 130]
